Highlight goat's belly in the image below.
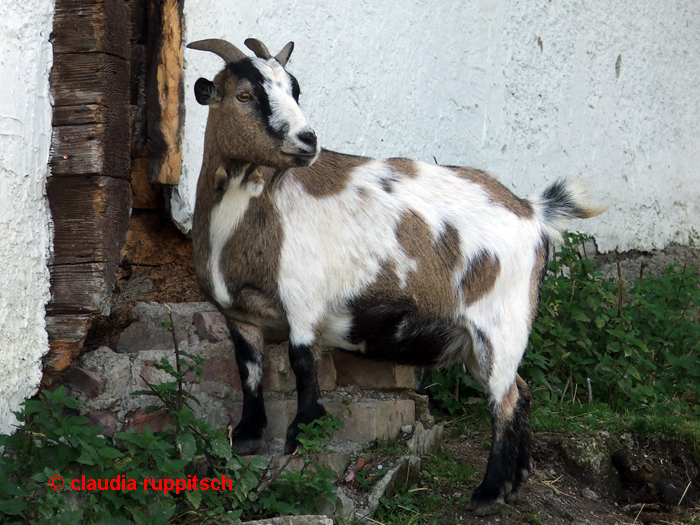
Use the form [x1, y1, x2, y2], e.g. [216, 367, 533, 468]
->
[321, 306, 465, 367]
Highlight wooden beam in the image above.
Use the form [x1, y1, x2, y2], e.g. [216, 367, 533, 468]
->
[146, 0, 184, 185]
[52, 0, 130, 58]
[44, 0, 134, 385]
[50, 122, 130, 177]
[47, 262, 118, 316]
[51, 52, 129, 108]
[47, 176, 132, 266]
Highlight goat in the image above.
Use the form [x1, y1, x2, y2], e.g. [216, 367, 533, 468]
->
[186, 37, 604, 515]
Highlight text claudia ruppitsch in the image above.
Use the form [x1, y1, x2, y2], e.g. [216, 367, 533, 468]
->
[71, 475, 235, 494]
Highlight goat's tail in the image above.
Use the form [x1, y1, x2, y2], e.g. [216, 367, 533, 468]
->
[533, 179, 607, 241]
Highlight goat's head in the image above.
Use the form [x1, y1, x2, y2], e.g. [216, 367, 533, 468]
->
[187, 38, 319, 169]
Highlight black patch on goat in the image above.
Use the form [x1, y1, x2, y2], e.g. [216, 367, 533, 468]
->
[289, 74, 301, 102]
[284, 343, 327, 454]
[472, 379, 532, 513]
[540, 179, 587, 223]
[226, 60, 283, 141]
[228, 325, 267, 454]
[347, 302, 459, 366]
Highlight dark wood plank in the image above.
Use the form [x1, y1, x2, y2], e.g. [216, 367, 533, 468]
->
[53, 104, 107, 126]
[47, 262, 117, 315]
[46, 315, 93, 344]
[146, 0, 184, 185]
[50, 122, 130, 177]
[48, 176, 132, 266]
[128, 0, 147, 44]
[51, 53, 129, 108]
[53, 0, 130, 58]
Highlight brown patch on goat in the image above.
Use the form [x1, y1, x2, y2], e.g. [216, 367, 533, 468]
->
[351, 214, 462, 321]
[293, 150, 370, 197]
[231, 320, 265, 357]
[393, 212, 462, 317]
[237, 286, 285, 320]
[461, 252, 501, 305]
[192, 161, 285, 327]
[528, 242, 549, 326]
[218, 190, 284, 313]
[452, 167, 534, 218]
[494, 375, 529, 435]
[496, 381, 519, 428]
[387, 157, 419, 179]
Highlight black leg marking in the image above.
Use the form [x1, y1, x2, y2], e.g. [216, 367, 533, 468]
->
[228, 321, 267, 455]
[284, 343, 326, 454]
[471, 376, 532, 515]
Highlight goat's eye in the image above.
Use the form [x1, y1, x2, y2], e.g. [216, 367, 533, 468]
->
[236, 93, 252, 102]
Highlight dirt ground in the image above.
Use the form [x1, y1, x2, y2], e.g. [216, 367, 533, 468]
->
[360, 430, 700, 525]
[441, 434, 697, 525]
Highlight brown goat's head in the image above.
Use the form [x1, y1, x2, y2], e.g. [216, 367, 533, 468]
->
[188, 38, 319, 169]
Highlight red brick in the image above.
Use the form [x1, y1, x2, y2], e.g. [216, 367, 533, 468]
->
[332, 350, 414, 389]
[64, 366, 105, 398]
[193, 310, 230, 342]
[87, 411, 118, 436]
[125, 409, 173, 433]
[202, 345, 336, 394]
[202, 353, 241, 390]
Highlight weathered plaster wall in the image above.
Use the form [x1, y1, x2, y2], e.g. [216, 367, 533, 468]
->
[177, 0, 700, 253]
[0, 0, 54, 434]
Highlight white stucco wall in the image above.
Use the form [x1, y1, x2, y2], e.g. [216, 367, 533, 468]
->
[176, 0, 700, 253]
[0, 0, 54, 434]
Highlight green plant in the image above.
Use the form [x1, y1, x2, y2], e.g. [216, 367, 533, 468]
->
[425, 231, 700, 414]
[524, 231, 700, 409]
[0, 308, 342, 524]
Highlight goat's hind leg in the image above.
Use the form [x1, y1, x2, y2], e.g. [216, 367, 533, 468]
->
[227, 320, 267, 454]
[471, 374, 532, 515]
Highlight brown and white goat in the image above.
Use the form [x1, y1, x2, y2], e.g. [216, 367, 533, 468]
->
[186, 37, 603, 514]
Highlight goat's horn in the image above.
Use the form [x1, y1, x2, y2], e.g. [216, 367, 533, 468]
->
[244, 38, 271, 59]
[186, 39, 247, 64]
[275, 42, 294, 66]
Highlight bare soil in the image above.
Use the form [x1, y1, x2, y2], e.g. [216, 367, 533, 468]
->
[365, 431, 700, 525]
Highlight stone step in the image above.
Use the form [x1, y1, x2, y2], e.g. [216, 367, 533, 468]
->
[66, 301, 423, 449]
[110, 301, 415, 394]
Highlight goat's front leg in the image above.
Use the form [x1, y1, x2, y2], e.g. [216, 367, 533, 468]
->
[227, 320, 267, 454]
[284, 343, 327, 454]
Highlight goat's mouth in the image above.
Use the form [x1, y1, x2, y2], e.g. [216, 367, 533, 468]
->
[281, 150, 318, 166]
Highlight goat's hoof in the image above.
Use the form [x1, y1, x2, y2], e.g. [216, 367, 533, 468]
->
[284, 405, 327, 455]
[504, 488, 519, 504]
[231, 428, 264, 455]
[470, 485, 506, 516]
[231, 437, 263, 455]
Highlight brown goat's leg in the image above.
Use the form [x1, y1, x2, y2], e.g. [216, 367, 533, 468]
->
[227, 321, 267, 455]
[471, 375, 532, 515]
[284, 343, 327, 454]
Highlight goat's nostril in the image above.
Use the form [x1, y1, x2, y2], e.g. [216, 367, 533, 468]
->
[297, 130, 317, 148]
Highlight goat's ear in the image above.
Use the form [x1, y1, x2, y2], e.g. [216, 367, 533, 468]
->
[194, 78, 221, 106]
[275, 42, 294, 66]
